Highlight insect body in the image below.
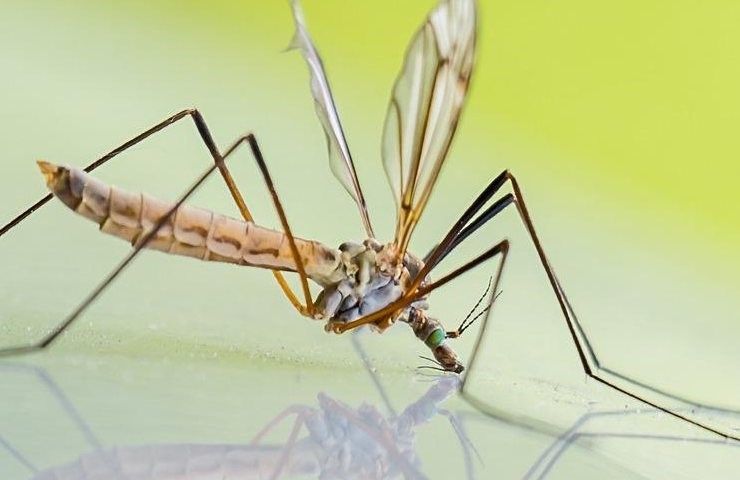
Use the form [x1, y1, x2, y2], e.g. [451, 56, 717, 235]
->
[36, 161, 345, 285]
[36, 159, 459, 371]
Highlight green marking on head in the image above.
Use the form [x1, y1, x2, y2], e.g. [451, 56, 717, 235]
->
[424, 328, 446, 349]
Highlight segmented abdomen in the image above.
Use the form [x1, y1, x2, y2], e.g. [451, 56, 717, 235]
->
[38, 161, 342, 285]
[31, 443, 320, 480]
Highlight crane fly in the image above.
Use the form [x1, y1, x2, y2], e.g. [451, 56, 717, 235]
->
[0, 0, 737, 443]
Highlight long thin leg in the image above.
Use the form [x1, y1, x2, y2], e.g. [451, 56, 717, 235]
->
[0, 109, 310, 316]
[0, 435, 38, 475]
[250, 405, 312, 445]
[244, 134, 314, 316]
[424, 171, 740, 411]
[437, 408, 480, 480]
[536, 432, 738, 479]
[375, 168, 740, 441]
[267, 410, 309, 480]
[209, 133, 311, 315]
[249, 405, 313, 480]
[0, 363, 112, 474]
[0, 363, 102, 449]
[511, 172, 738, 440]
[197, 125, 313, 316]
[181, 114, 313, 315]
[527, 407, 740, 479]
[249, 405, 312, 480]
[351, 331, 398, 418]
[0, 161, 219, 356]
[431, 170, 740, 441]
[335, 168, 738, 440]
[0, 110, 195, 239]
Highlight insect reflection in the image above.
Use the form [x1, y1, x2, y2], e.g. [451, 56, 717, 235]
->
[0, 340, 477, 480]
[3, 352, 738, 480]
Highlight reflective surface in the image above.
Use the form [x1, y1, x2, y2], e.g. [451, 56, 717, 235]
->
[2, 340, 739, 479]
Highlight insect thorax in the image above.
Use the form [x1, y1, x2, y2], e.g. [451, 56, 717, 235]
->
[314, 239, 428, 330]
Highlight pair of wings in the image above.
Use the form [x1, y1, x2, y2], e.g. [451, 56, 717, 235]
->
[289, 0, 476, 261]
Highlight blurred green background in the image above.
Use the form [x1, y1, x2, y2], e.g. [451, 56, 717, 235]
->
[1, 1, 739, 478]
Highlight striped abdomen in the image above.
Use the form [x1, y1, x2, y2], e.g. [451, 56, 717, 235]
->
[38, 161, 343, 286]
[31, 443, 321, 480]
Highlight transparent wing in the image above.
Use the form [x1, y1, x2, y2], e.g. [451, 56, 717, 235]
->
[382, 0, 476, 258]
[288, 0, 375, 238]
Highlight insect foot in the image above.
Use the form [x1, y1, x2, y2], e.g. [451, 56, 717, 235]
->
[324, 320, 346, 334]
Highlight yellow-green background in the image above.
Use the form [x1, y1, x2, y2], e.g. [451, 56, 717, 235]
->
[1, 1, 739, 478]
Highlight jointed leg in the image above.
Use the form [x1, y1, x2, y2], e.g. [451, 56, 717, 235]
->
[0, 363, 105, 474]
[437, 408, 481, 480]
[249, 405, 312, 445]
[0, 117, 319, 355]
[0, 161, 221, 356]
[268, 410, 307, 480]
[242, 135, 315, 316]
[361, 167, 740, 441]
[432, 170, 740, 442]
[191, 122, 314, 316]
[504, 172, 738, 441]
[249, 405, 311, 480]
[0, 363, 102, 449]
[0, 109, 196, 239]
[174, 114, 314, 315]
[0, 435, 37, 475]
[331, 168, 739, 441]
[527, 407, 740, 480]
[0, 109, 313, 317]
[351, 331, 398, 418]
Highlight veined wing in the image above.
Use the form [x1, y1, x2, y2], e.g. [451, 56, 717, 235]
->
[288, 0, 375, 238]
[383, 0, 476, 258]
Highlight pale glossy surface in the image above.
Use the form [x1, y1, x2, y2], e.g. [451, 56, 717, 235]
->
[2, 351, 739, 480]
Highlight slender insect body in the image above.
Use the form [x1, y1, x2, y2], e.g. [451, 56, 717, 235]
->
[38, 161, 345, 286]
[31, 443, 320, 480]
[39, 160, 452, 361]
